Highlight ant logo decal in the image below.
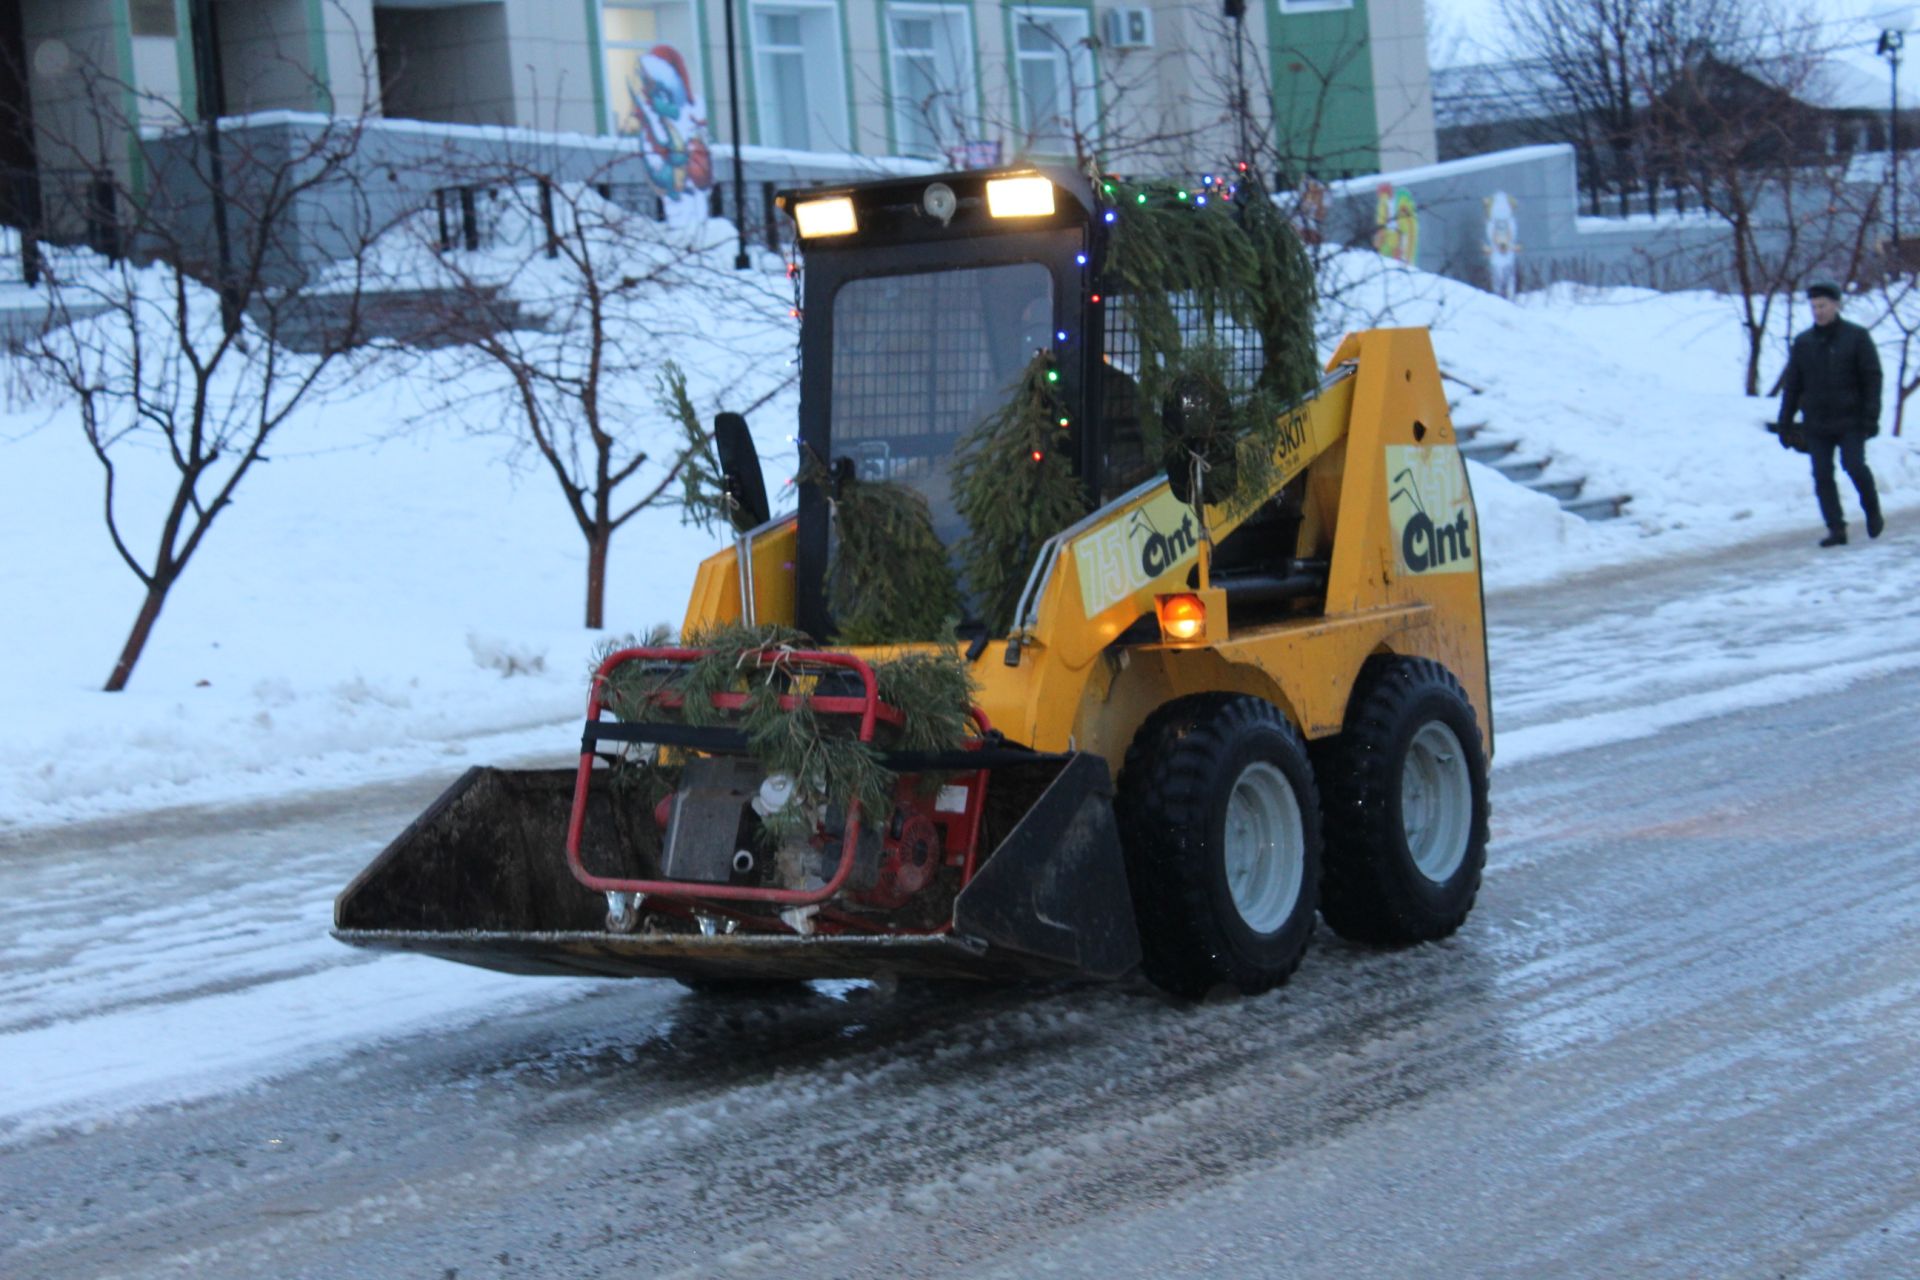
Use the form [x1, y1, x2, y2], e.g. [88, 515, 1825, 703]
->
[1387, 448, 1475, 576]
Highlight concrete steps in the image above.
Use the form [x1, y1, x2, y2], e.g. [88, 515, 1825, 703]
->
[1562, 492, 1632, 520]
[1448, 399, 1630, 522]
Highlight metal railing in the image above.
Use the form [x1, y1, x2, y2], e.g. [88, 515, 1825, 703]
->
[429, 176, 794, 259]
[2, 165, 123, 286]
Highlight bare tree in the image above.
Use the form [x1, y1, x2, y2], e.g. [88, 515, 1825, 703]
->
[17, 52, 390, 691]
[1498, 0, 1755, 214]
[1644, 15, 1882, 394]
[1860, 172, 1920, 435]
[1165, 8, 1454, 341]
[1866, 272, 1920, 436]
[401, 165, 794, 628]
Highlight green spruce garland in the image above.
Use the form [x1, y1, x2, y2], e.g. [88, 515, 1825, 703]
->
[664, 175, 1317, 649]
[797, 447, 961, 646]
[655, 361, 739, 534]
[597, 622, 978, 845]
[952, 352, 1090, 634]
[1102, 173, 1319, 515]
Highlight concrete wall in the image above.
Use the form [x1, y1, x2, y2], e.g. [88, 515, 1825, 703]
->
[500, 0, 596, 134]
[139, 110, 934, 282]
[21, 0, 124, 174]
[1311, 143, 1889, 296]
[1365, 0, 1433, 170]
[217, 0, 325, 113]
[1318, 145, 1736, 293]
[315, 0, 376, 117]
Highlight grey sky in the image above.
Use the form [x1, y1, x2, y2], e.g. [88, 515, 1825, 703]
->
[1427, 0, 1919, 67]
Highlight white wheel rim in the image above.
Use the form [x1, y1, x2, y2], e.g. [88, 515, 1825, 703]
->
[1223, 761, 1306, 934]
[1403, 722, 1473, 882]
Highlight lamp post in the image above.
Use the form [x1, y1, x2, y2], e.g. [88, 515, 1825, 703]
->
[188, 0, 238, 332]
[724, 0, 750, 269]
[1879, 26, 1905, 252]
[1225, 0, 1250, 171]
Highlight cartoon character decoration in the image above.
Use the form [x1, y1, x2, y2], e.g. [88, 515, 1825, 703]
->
[1484, 191, 1521, 299]
[1293, 178, 1328, 246]
[622, 44, 713, 224]
[1373, 183, 1419, 266]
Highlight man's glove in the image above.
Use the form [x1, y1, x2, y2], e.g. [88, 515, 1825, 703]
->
[1769, 421, 1808, 453]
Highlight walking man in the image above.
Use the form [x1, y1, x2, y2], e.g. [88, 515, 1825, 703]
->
[1777, 281, 1885, 547]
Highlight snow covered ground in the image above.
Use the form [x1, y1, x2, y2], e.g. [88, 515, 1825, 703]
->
[8, 526, 1920, 1141]
[2, 238, 1916, 826]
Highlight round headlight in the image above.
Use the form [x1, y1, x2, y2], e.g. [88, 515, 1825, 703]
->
[923, 182, 957, 224]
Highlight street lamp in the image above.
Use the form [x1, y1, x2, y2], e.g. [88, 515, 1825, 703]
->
[1225, 0, 1250, 172]
[187, 0, 239, 332]
[1879, 25, 1905, 251]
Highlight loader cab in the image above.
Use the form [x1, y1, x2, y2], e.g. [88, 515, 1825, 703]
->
[779, 169, 1128, 638]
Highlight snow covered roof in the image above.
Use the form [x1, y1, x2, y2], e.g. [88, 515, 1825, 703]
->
[1801, 48, 1920, 112]
[1432, 61, 1570, 129]
[1435, 46, 1920, 135]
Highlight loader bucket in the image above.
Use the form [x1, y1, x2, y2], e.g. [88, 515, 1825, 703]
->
[333, 754, 1141, 984]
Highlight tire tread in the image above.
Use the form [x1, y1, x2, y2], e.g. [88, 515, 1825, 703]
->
[1313, 656, 1490, 945]
[1118, 694, 1320, 997]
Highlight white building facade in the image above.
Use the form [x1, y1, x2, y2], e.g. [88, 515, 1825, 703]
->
[7, 0, 1434, 179]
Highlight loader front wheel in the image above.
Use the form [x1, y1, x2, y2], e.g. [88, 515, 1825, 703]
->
[1314, 657, 1489, 945]
[1119, 696, 1321, 999]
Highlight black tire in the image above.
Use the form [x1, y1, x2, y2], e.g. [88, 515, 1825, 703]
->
[1313, 656, 1490, 945]
[1117, 695, 1322, 998]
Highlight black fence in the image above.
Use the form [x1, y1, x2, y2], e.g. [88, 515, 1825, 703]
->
[429, 176, 796, 259]
[2, 165, 123, 286]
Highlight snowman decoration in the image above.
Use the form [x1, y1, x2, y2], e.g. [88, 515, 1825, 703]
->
[1484, 191, 1520, 299]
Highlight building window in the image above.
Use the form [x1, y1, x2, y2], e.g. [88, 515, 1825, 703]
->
[752, 0, 849, 152]
[1013, 8, 1095, 155]
[1276, 0, 1354, 13]
[887, 4, 974, 158]
[601, 1, 705, 138]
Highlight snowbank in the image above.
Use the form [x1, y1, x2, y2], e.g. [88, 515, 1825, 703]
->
[1, 213, 799, 826]
[1323, 254, 1920, 590]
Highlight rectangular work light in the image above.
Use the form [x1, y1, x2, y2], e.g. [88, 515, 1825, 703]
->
[793, 196, 858, 238]
[986, 176, 1057, 219]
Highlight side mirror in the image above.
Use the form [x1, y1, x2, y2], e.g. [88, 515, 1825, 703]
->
[713, 412, 771, 532]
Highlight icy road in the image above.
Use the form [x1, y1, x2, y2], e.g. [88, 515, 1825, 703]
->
[4, 522, 1920, 1280]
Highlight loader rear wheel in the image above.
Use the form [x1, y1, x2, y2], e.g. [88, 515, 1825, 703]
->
[1119, 695, 1321, 999]
[1314, 657, 1489, 945]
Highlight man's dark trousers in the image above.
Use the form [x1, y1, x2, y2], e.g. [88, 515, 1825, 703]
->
[1808, 428, 1880, 532]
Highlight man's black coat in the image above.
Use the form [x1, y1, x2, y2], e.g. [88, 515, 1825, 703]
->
[1779, 318, 1883, 438]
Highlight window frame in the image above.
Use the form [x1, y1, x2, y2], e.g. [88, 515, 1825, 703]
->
[882, 1, 979, 159]
[599, 0, 710, 139]
[1006, 4, 1098, 157]
[1275, 0, 1355, 14]
[747, 0, 853, 152]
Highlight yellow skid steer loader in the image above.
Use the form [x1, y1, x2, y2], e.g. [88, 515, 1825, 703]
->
[335, 167, 1492, 997]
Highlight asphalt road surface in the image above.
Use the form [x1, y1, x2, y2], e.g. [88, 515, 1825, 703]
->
[5, 529, 1919, 1280]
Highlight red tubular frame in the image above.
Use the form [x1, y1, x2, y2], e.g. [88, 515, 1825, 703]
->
[565, 646, 894, 908]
